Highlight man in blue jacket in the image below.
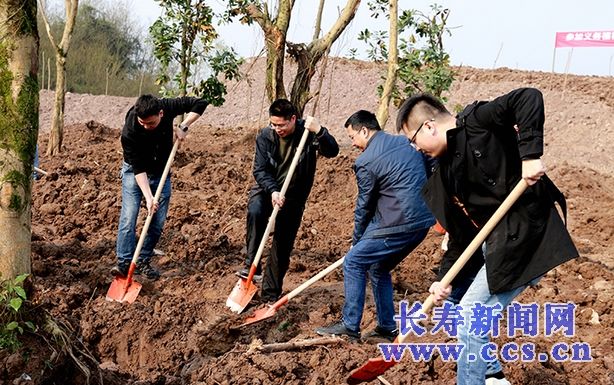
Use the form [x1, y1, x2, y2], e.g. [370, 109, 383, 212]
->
[315, 110, 434, 341]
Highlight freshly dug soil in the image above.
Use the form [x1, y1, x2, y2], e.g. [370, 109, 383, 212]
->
[7, 61, 613, 384]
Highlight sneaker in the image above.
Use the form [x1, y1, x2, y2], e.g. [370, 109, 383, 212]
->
[235, 268, 263, 282]
[315, 322, 360, 340]
[136, 263, 161, 280]
[363, 326, 399, 342]
[110, 264, 128, 277]
[485, 378, 511, 385]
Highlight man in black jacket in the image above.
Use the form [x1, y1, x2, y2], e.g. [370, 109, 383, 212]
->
[112, 94, 207, 280]
[238, 99, 339, 303]
[396, 88, 578, 385]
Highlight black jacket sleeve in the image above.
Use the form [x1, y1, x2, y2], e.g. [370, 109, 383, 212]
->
[473, 87, 545, 159]
[313, 127, 339, 158]
[252, 132, 280, 194]
[121, 108, 148, 175]
[161, 96, 208, 116]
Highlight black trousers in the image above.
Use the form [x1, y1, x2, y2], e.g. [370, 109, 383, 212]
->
[245, 191, 305, 301]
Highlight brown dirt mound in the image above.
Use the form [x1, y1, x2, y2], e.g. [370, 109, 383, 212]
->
[3, 60, 612, 384]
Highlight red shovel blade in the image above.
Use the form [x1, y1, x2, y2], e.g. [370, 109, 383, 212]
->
[240, 304, 277, 326]
[105, 276, 142, 304]
[226, 278, 258, 314]
[346, 357, 397, 384]
[239, 296, 289, 327]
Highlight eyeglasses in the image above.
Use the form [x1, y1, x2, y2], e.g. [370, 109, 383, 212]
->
[409, 119, 434, 144]
[349, 127, 366, 141]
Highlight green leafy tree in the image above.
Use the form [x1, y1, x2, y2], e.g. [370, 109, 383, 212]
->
[225, 0, 361, 115]
[150, 0, 242, 105]
[359, 2, 454, 120]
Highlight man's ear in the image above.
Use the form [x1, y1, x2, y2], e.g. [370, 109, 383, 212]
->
[159, 110, 164, 118]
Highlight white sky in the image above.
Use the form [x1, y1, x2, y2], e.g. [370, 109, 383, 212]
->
[126, 0, 614, 76]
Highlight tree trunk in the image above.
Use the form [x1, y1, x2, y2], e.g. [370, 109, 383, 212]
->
[288, 0, 360, 115]
[46, 56, 65, 155]
[39, 0, 79, 156]
[264, 32, 287, 102]
[376, 0, 398, 128]
[0, 0, 38, 279]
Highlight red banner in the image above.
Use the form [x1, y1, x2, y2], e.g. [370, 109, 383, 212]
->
[555, 31, 614, 48]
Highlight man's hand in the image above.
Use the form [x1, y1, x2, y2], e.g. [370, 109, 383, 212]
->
[429, 281, 452, 305]
[304, 116, 321, 134]
[271, 191, 285, 208]
[145, 196, 159, 216]
[175, 124, 188, 141]
[522, 158, 545, 186]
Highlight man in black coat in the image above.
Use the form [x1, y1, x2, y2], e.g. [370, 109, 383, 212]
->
[396, 88, 578, 385]
[113, 94, 207, 280]
[238, 99, 339, 303]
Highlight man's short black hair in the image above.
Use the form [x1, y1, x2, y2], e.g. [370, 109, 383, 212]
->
[396, 93, 448, 133]
[134, 94, 162, 119]
[344, 110, 381, 131]
[269, 99, 298, 120]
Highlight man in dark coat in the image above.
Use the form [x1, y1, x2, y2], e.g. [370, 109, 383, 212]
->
[113, 94, 207, 280]
[396, 88, 578, 385]
[238, 99, 339, 303]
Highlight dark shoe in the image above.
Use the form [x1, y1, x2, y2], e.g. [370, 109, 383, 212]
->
[110, 264, 128, 277]
[363, 326, 399, 342]
[260, 295, 279, 305]
[136, 263, 161, 280]
[315, 322, 360, 340]
[235, 268, 263, 282]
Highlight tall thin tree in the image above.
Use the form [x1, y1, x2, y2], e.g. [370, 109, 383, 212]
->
[0, 0, 39, 278]
[38, 0, 79, 156]
[376, 0, 397, 127]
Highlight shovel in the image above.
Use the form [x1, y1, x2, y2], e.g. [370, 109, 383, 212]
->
[226, 122, 312, 313]
[106, 140, 180, 304]
[239, 256, 345, 327]
[347, 179, 528, 384]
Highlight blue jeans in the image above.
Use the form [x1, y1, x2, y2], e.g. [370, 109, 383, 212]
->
[448, 263, 539, 385]
[342, 229, 428, 332]
[116, 162, 171, 266]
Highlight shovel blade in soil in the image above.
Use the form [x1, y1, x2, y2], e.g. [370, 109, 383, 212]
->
[105, 277, 142, 304]
[240, 305, 277, 327]
[346, 358, 397, 384]
[226, 278, 258, 313]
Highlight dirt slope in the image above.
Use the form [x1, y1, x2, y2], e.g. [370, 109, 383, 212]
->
[11, 60, 614, 385]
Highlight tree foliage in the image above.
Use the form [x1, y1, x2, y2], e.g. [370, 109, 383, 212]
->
[0, 274, 35, 351]
[38, 0, 159, 96]
[151, 0, 242, 105]
[359, 2, 454, 103]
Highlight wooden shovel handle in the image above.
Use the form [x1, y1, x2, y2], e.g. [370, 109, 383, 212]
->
[286, 256, 345, 301]
[129, 140, 180, 268]
[399, 179, 529, 342]
[248, 127, 311, 280]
